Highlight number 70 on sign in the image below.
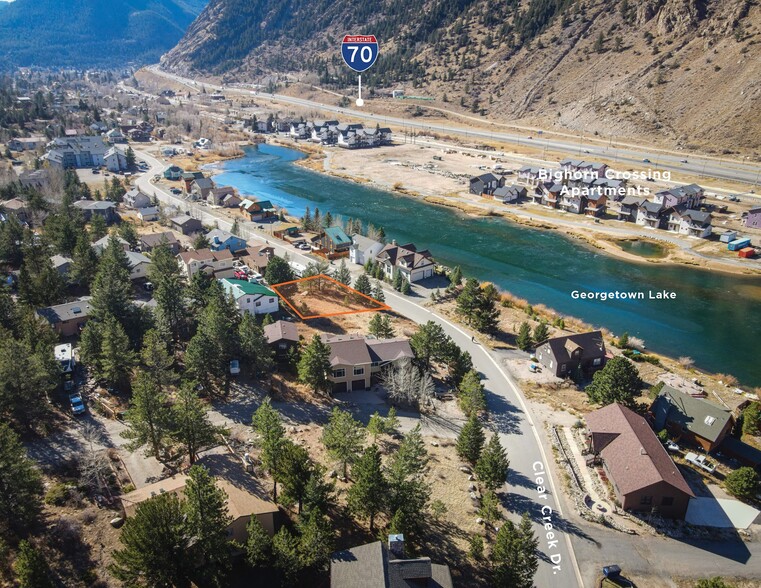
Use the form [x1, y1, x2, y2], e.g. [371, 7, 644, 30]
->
[341, 35, 379, 106]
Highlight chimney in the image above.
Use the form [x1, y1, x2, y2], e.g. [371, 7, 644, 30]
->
[391, 239, 397, 246]
[388, 534, 405, 559]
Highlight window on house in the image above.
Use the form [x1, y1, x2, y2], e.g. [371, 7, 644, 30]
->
[333, 369, 345, 378]
[246, 298, 250, 303]
[255, 301, 261, 307]
[661, 497, 674, 506]
[593, 358, 602, 366]
[640, 496, 653, 506]
[278, 343, 287, 350]
[353, 367, 364, 376]
[560, 364, 567, 373]
[269, 298, 274, 303]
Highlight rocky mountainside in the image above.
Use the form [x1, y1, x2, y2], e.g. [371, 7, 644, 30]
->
[0, 0, 208, 69]
[163, 0, 761, 153]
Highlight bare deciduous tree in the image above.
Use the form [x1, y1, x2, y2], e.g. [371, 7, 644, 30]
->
[380, 358, 435, 409]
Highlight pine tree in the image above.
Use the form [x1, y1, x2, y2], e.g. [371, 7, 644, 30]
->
[312, 208, 321, 231]
[354, 273, 372, 295]
[0, 423, 43, 537]
[456, 414, 485, 465]
[585, 356, 641, 407]
[297, 335, 332, 395]
[89, 214, 107, 240]
[272, 527, 303, 585]
[367, 411, 387, 443]
[172, 383, 222, 464]
[449, 265, 463, 286]
[265, 256, 295, 285]
[13, 540, 54, 588]
[110, 493, 193, 587]
[385, 406, 400, 436]
[368, 313, 395, 339]
[239, 313, 274, 378]
[297, 510, 333, 572]
[302, 207, 312, 231]
[149, 240, 187, 342]
[98, 314, 135, 388]
[246, 517, 272, 568]
[252, 398, 285, 501]
[123, 371, 173, 460]
[140, 329, 176, 389]
[70, 232, 99, 287]
[533, 321, 549, 344]
[347, 445, 386, 532]
[478, 489, 503, 527]
[458, 369, 487, 416]
[476, 434, 510, 491]
[456, 278, 481, 325]
[183, 465, 232, 584]
[473, 286, 500, 334]
[334, 259, 351, 286]
[323, 211, 333, 228]
[276, 440, 312, 513]
[90, 235, 133, 325]
[372, 280, 385, 302]
[400, 279, 411, 295]
[410, 321, 449, 372]
[125, 146, 136, 169]
[303, 464, 335, 515]
[491, 513, 539, 588]
[322, 407, 365, 479]
[515, 322, 533, 351]
[393, 270, 403, 291]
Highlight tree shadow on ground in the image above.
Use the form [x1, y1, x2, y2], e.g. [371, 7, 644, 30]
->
[484, 389, 523, 435]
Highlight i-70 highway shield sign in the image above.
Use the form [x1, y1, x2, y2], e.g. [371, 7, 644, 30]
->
[341, 35, 379, 73]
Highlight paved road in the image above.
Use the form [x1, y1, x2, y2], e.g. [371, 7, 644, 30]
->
[147, 66, 761, 188]
[135, 149, 584, 588]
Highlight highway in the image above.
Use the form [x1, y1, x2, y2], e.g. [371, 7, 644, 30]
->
[134, 148, 584, 588]
[147, 66, 761, 188]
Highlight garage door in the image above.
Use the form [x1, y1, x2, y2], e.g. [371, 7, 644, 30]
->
[332, 382, 347, 394]
[351, 379, 366, 391]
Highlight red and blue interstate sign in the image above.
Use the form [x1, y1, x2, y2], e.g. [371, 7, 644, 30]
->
[341, 35, 379, 73]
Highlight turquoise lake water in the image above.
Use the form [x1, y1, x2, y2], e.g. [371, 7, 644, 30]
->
[208, 144, 761, 386]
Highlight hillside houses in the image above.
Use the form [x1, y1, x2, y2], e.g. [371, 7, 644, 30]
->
[288, 118, 391, 148]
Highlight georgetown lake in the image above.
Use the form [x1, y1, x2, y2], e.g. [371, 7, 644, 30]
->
[208, 144, 761, 386]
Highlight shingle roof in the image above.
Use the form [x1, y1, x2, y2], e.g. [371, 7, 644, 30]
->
[651, 385, 733, 443]
[331, 541, 387, 588]
[36, 298, 92, 324]
[264, 320, 299, 344]
[586, 403, 693, 497]
[140, 232, 178, 247]
[539, 331, 605, 364]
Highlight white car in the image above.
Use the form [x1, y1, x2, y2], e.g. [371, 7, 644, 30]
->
[229, 360, 240, 376]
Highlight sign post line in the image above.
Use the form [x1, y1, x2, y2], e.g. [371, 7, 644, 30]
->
[357, 74, 363, 107]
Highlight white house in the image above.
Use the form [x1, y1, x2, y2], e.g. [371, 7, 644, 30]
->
[105, 146, 129, 172]
[349, 234, 384, 266]
[124, 189, 151, 210]
[219, 279, 279, 315]
[137, 206, 160, 222]
[375, 241, 435, 283]
[126, 251, 151, 280]
[177, 248, 235, 278]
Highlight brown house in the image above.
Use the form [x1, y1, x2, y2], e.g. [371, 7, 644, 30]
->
[36, 299, 92, 337]
[238, 245, 274, 273]
[264, 320, 299, 358]
[650, 385, 734, 453]
[586, 403, 693, 519]
[140, 231, 180, 255]
[170, 214, 203, 235]
[535, 330, 607, 378]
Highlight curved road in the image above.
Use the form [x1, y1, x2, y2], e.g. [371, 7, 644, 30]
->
[134, 149, 584, 588]
[147, 66, 761, 188]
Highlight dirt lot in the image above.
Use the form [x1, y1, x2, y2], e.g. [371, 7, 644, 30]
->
[273, 275, 387, 319]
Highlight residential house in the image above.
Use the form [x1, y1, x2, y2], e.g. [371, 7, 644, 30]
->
[50, 254, 73, 278]
[319, 226, 352, 255]
[92, 235, 130, 255]
[140, 231, 180, 255]
[654, 184, 704, 210]
[178, 248, 235, 278]
[240, 199, 277, 222]
[493, 185, 526, 204]
[36, 298, 92, 336]
[616, 196, 648, 222]
[220, 278, 279, 315]
[276, 119, 295, 133]
[207, 229, 247, 253]
[208, 186, 237, 206]
[540, 183, 563, 208]
[666, 207, 712, 238]
[2, 198, 29, 224]
[535, 331, 606, 378]
[559, 188, 587, 214]
[349, 234, 384, 266]
[336, 123, 365, 148]
[8, 136, 46, 151]
[120, 453, 279, 542]
[18, 169, 50, 191]
[744, 207, 761, 230]
[105, 128, 126, 144]
[104, 146, 129, 172]
[469, 173, 505, 196]
[272, 223, 301, 240]
[123, 189, 151, 210]
[170, 214, 203, 235]
[181, 171, 205, 192]
[584, 191, 608, 217]
[254, 120, 272, 133]
[163, 165, 183, 180]
[651, 385, 734, 453]
[517, 166, 547, 187]
[309, 120, 339, 144]
[44, 136, 107, 169]
[289, 122, 309, 140]
[330, 536, 453, 588]
[586, 403, 693, 519]
[635, 202, 668, 229]
[190, 178, 214, 201]
[239, 245, 274, 273]
[137, 206, 159, 222]
[376, 241, 435, 283]
[126, 251, 151, 280]
[578, 161, 608, 179]
[73, 200, 118, 224]
[127, 128, 150, 142]
[221, 193, 242, 208]
[264, 320, 299, 357]
[323, 334, 414, 393]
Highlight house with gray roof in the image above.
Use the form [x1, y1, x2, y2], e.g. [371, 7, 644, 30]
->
[535, 330, 606, 378]
[349, 234, 384, 266]
[376, 241, 434, 283]
[73, 199, 119, 224]
[140, 231, 180, 255]
[651, 385, 734, 453]
[124, 188, 151, 210]
[745, 207, 761, 230]
[36, 298, 92, 337]
[493, 184, 527, 203]
[654, 184, 704, 210]
[666, 206, 712, 238]
[330, 535, 452, 588]
[635, 201, 668, 229]
[586, 403, 693, 519]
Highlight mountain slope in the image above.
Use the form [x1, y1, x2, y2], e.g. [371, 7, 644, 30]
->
[0, 0, 208, 69]
[163, 0, 761, 154]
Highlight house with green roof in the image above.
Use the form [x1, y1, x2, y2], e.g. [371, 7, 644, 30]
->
[319, 226, 352, 255]
[220, 278, 279, 315]
[163, 165, 184, 180]
[651, 385, 734, 453]
[240, 199, 277, 222]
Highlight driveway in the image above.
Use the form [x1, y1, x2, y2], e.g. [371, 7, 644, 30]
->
[686, 497, 760, 529]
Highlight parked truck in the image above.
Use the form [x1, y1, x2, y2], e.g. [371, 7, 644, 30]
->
[728, 238, 751, 251]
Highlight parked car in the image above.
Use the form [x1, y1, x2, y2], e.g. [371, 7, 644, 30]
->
[69, 393, 86, 415]
[92, 168, 100, 174]
[642, 158, 651, 163]
[680, 159, 688, 163]
[665, 440, 680, 452]
[142, 281, 154, 292]
[171, 188, 182, 195]
[229, 360, 240, 376]
[685, 452, 716, 473]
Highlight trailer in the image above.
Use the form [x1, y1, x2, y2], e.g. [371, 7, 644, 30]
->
[738, 247, 756, 259]
[728, 238, 751, 251]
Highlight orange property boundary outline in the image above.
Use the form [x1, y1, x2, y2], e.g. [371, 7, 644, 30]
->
[271, 274, 390, 320]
